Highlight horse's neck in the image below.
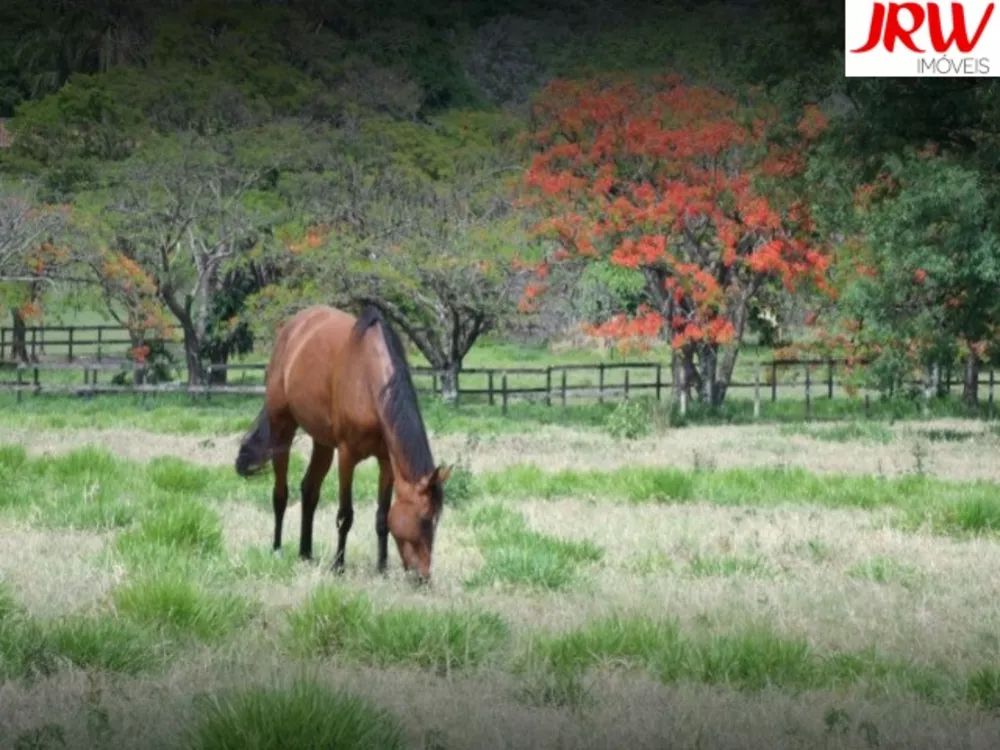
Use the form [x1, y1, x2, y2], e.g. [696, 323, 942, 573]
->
[364, 344, 413, 483]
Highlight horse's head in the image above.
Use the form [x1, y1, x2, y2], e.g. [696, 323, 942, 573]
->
[389, 464, 452, 582]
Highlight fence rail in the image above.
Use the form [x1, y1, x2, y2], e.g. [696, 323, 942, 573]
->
[0, 324, 180, 363]
[1, 356, 996, 420]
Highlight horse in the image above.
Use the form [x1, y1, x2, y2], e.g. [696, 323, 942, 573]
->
[233, 304, 452, 582]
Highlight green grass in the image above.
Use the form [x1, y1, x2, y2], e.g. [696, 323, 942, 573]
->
[687, 554, 776, 578]
[0, 596, 167, 679]
[0, 444, 296, 529]
[184, 679, 405, 750]
[519, 614, 960, 709]
[286, 586, 509, 675]
[846, 556, 924, 590]
[114, 497, 226, 561]
[476, 463, 1000, 536]
[462, 504, 604, 591]
[7, 446, 1000, 549]
[113, 573, 257, 642]
[0, 384, 992, 439]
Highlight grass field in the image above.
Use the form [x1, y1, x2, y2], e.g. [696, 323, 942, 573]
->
[3, 397, 1000, 749]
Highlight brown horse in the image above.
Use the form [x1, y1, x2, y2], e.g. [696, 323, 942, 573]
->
[233, 304, 452, 582]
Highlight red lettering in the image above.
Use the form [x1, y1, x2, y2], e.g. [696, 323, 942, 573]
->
[851, 2, 995, 54]
[886, 3, 927, 52]
[852, 2, 887, 51]
[928, 2, 994, 51]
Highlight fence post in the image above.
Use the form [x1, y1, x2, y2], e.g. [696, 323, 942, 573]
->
[864, 393, 870, 419]
[16, 365, 22, 403]
[679, 367, 687, 417]
[753, 368, 761, 420]
[501, 373, 508, 416]
[561, 369, 567, 407]
[827, 359, 834, 399]
[545, 366, 552, 407]
[488, 371, 494, 406]
[804, 364, 811, 420]
[598, 363, 605, 404]
[97, 328, 103, 362]
[0, 327, 5, 360]
[68, 328, 74, 362]
[990, 368, 995, 420]
[624, 370, 630, 400]
[432, 373, 438, 397]
[655, 363, 662, 401]
[30, 328, 36, 361]
[771, 361, 777, 402]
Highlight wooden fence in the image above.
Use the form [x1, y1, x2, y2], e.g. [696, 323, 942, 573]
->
[0, 324, 176, 363]
[1, 356, 996, 419]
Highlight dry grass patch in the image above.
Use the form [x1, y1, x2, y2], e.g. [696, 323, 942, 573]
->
[0, 523, 121, 618]
[499, 499, 1000, 671]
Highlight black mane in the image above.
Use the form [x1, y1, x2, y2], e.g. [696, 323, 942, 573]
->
[351, 305, 442, 507]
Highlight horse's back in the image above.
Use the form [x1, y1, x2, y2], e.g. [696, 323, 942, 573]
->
[265, 306, 360, 443]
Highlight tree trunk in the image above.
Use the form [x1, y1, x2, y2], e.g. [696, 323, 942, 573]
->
[9, 308, 27, 363]
[963, 350, 980, 408]
[439, 363, 459, 403]
[181, 325, 206, 385]
[698, 344, 719, 405]
[670, 348, 682, 406]
[131, 333, 147, 386]
[209, 349, 229, 385]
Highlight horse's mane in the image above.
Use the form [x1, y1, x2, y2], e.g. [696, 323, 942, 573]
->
[351, 305, 442, 507]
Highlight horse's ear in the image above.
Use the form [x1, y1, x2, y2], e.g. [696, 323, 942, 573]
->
[435, 464, 454, 484]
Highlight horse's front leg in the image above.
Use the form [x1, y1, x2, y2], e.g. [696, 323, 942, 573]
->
[333, 446, 356, 574]
[376, 458, 393, 575]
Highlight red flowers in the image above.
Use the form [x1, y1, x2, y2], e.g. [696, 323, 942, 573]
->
[521, 74, 830, 350]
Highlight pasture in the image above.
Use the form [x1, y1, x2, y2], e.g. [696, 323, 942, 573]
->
[3, 397, 1000, 749]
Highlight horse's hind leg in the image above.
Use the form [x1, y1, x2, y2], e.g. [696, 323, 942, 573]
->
[299, 441, 334, 562]
[270, 414, 298, 555]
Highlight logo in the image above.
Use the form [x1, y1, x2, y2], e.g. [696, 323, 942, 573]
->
[845, 1, 999, 76]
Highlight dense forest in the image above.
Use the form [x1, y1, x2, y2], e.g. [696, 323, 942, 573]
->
[2, 0, 1000, 407]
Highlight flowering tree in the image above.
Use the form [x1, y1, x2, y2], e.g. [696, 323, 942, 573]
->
[0, 183, 71, 361]
[520, 74, 831, 405]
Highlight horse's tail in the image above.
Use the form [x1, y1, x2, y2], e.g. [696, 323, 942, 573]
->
[234, 406, 274, 478]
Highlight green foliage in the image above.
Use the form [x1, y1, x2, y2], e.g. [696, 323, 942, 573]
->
[572, 260, 649, 327]
[605, 397, 656, 440]
[848, 154, 1000, 354]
